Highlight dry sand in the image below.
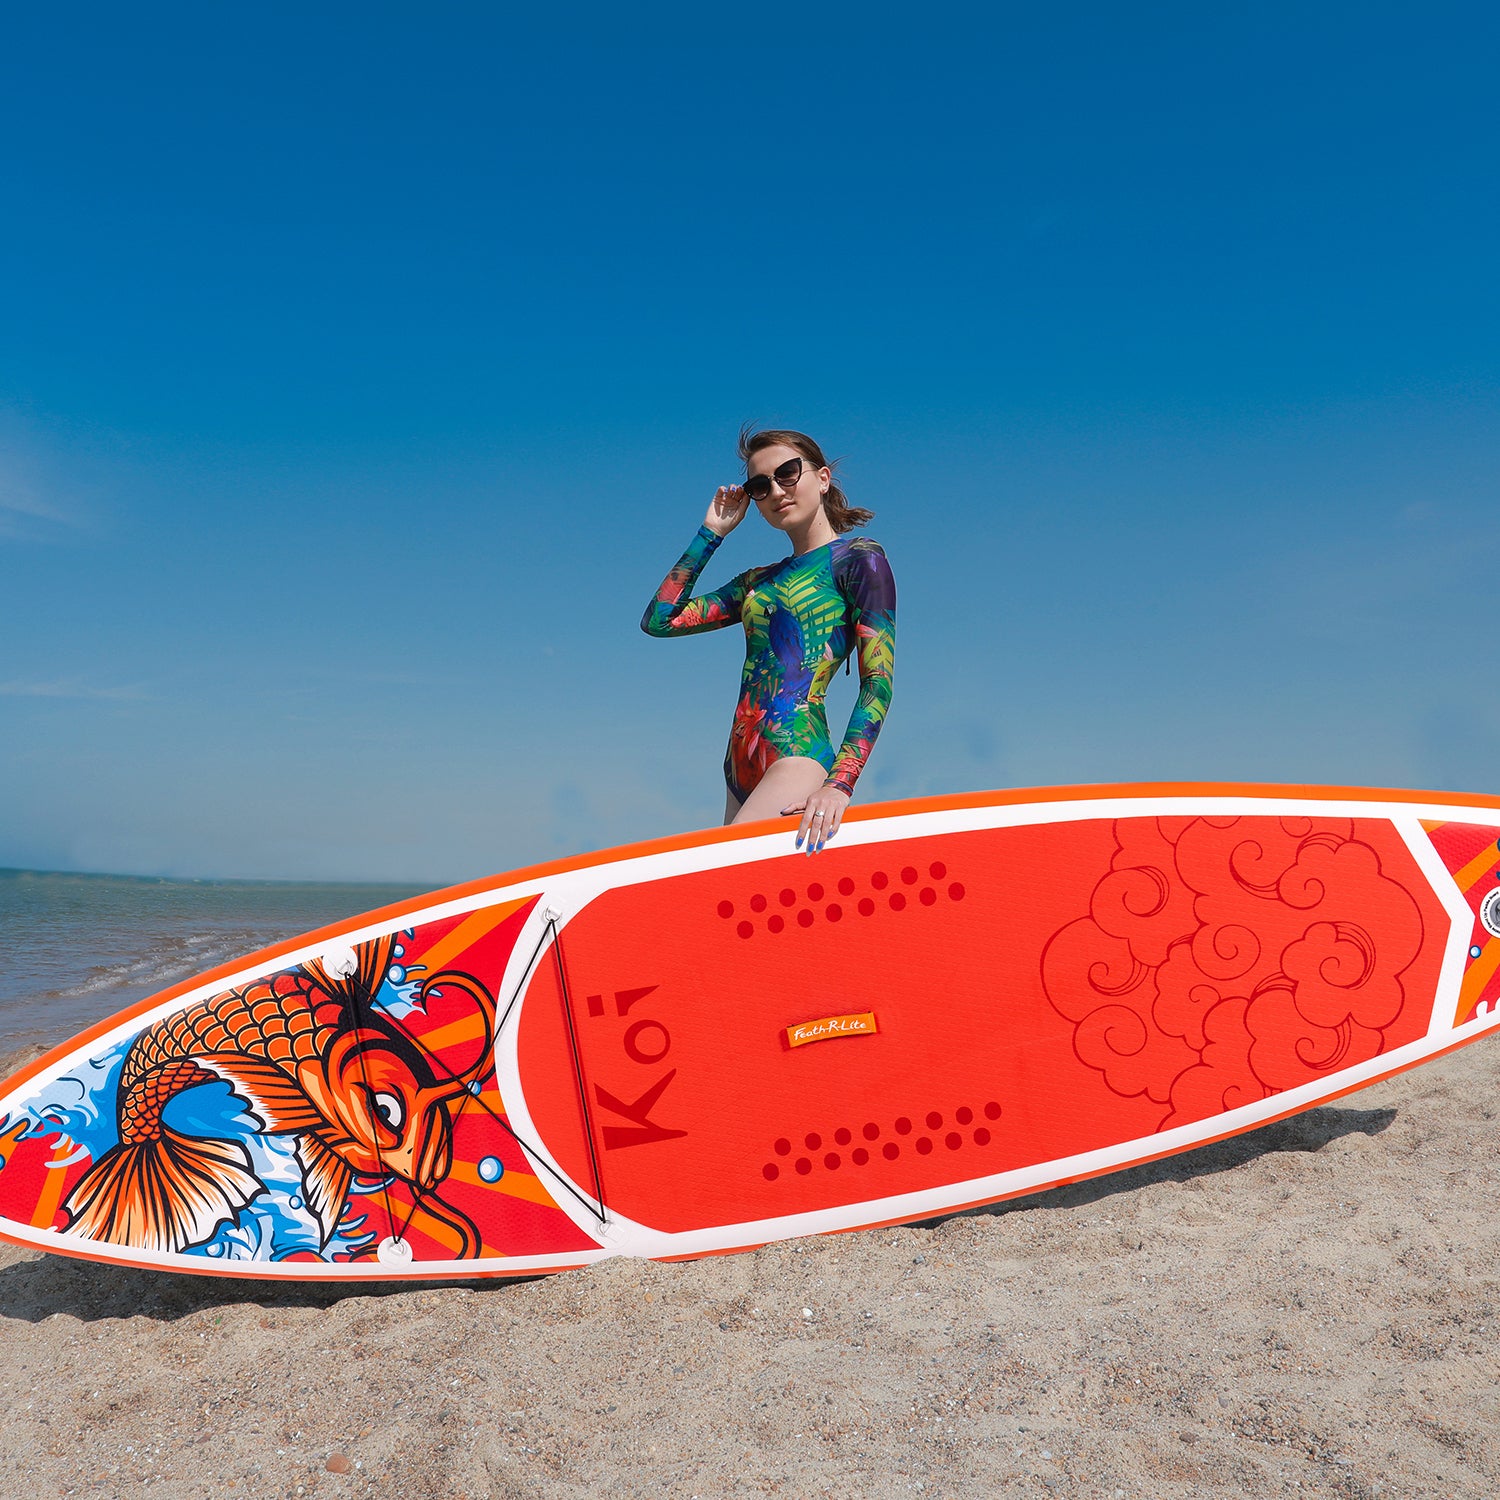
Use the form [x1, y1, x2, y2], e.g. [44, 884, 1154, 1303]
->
[1, 1035, 1497, 1500]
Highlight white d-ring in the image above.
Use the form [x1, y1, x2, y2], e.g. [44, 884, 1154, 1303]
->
[376, 1236, 413, 1265]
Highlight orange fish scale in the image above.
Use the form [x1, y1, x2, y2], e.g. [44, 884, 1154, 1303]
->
[250, 998, 287, 1030]
[185, 1008, 232, 1046]
[119, 1059, 216, 1145]
[111, 965, 341, 1147]
[217, 996, 251, 1028]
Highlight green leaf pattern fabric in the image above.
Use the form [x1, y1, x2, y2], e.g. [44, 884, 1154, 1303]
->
[642, 526, 897, 801]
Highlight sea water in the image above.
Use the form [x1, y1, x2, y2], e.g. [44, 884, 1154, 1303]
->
[0, 868, 426, 1055]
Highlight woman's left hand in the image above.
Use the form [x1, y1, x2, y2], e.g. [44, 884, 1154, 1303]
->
[784, 785, 851, 854]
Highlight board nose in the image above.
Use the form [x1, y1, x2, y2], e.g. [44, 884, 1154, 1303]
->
[1420, 820, 1500, 1024]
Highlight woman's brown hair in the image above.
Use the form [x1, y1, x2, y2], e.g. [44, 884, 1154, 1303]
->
[738, 426, 874, 534]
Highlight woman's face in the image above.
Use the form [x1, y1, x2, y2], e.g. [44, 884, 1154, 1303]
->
[746, 444, 830, 534]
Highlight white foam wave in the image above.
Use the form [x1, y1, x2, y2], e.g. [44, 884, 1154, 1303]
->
[34, 931, 278, 1002]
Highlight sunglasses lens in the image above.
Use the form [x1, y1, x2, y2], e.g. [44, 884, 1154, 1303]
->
[744, 457, 804, 502]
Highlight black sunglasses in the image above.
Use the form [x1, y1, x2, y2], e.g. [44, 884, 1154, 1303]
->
[743, 456, 813, 502]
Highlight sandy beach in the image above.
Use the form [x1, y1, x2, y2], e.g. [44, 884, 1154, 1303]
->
[0, 1032, 1494, 1500]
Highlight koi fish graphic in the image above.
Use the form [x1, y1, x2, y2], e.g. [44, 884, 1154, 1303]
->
[63, 934, 496, 1258]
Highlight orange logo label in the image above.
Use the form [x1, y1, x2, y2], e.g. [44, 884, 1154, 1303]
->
[786, 1012, 879, 1048]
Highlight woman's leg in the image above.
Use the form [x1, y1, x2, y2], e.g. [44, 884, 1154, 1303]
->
[731, 756, 829, 826]
[723, 787, 743, 826]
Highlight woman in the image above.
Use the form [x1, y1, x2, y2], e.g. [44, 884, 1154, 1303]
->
[641, 428, 896, 853]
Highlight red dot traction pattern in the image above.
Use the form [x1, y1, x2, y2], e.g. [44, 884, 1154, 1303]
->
[760, 1100, 1002, 1182]
[719, 861, 964, 939]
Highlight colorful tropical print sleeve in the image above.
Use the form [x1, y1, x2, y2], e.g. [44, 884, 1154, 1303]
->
[640, 525, 748, 637]
[826, 539, 897, 796]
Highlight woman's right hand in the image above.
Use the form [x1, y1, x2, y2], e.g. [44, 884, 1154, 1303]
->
[704, 485, 750, 537]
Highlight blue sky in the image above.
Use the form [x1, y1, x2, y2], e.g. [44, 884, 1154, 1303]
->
[2, 2, 1495, 882]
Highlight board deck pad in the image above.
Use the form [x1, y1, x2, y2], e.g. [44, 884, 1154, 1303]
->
[1, 783, 1498, 1281]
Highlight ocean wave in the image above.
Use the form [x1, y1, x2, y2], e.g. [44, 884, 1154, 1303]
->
[31, 930, 285, 1002]
[3, 874, 427, 1052]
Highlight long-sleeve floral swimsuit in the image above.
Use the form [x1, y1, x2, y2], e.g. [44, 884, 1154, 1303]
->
[642, 525, 896, 803]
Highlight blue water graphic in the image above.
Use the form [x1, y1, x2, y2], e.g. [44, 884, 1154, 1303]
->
[7, 1038, 389, 1262]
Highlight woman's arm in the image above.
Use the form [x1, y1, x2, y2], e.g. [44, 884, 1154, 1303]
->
[825, 540, 897, 796]
[787, 541, 897, 853]
[640, 524, 749, 637]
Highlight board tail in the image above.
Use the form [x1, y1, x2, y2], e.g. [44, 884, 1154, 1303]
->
[64, 1126, 262, 1253]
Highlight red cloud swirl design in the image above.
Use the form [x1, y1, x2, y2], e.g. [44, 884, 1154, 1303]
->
[1041, 817, 1429, 1130]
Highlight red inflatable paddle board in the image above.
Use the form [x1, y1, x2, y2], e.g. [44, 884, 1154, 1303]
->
[1, 781, 1497, 1281]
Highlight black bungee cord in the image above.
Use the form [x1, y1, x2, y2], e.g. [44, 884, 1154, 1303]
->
[547, 914, 607, 1223]
[370, 921, 611, 1231]
[345, 966, 401, 1258]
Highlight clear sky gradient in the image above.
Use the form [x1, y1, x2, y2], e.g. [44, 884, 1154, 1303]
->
[3, 3, 1496, 881]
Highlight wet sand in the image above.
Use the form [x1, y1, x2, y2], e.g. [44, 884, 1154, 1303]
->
[1, 1036, 1497, 1499]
